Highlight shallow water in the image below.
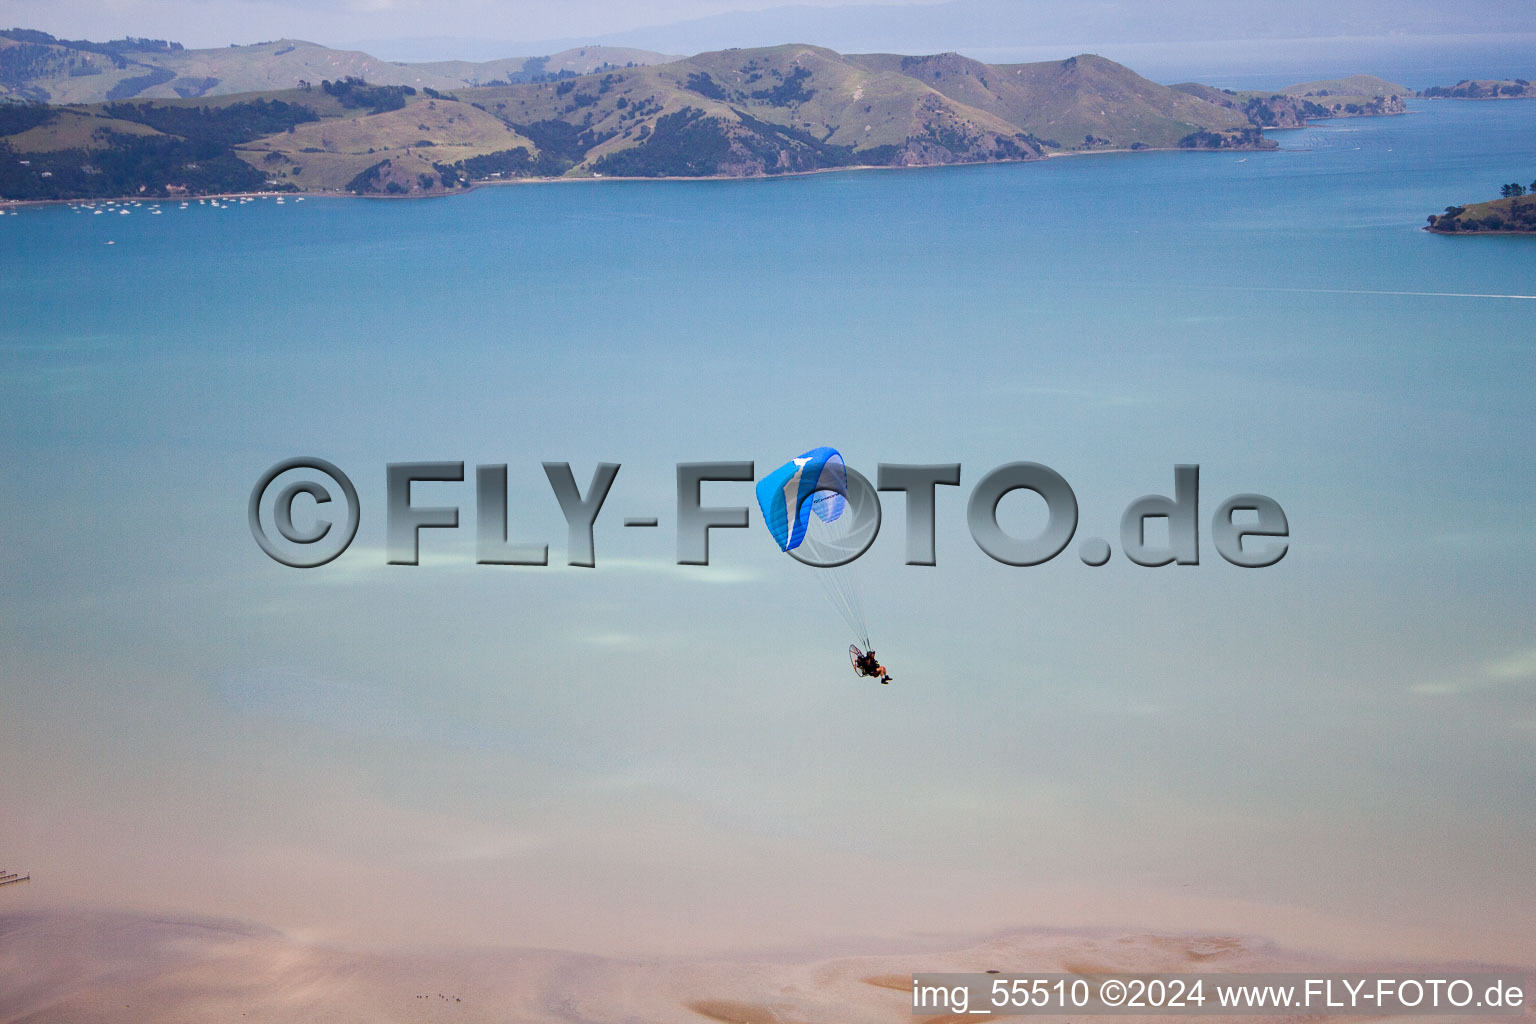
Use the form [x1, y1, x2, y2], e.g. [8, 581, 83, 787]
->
[1, 98, 1533, 959]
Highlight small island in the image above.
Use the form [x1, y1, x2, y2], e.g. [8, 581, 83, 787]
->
[1420, 79, 1534, 100]
[1426, 181, 1536, 234]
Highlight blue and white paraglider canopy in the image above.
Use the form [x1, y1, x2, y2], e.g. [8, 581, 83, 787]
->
[755, 446, 848, 554]
[755, 446, 873, 652]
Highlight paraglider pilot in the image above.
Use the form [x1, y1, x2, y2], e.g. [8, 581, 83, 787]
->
[858, 649, 892, 684]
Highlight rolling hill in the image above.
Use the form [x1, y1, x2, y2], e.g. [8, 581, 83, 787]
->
[3, 39, 1418, 201]
[409, 47, 683, 87]
[232, 46, 1279, 193]
[0, 30, 677, 105]
[848, 52, 1253, 149]
[1171, 75, 1410, 128]
[1276, 75, 1410, 116]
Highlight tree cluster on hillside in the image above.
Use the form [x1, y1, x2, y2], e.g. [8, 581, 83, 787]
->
[684, 72, 727, 100]
[1241, 95, 1329, 126]
[1422, 80, 1532, 99]
[0, 101, 52, 135]
[0, 42, 67, 91]
[510, 118, 616, 175]
[320, 77, 416, 114]
[104, 66, 175, 100]
[345, 158, 385, 192]
[0, 96, 319, 199]
[345, 158, 398, 193]
[589, 106, 857, 177]
[588, 107, 733, 176]
[1427, 189, 1536, 233]
[0, 133, 273, 199]
[0, 28, 182, 55]
[0, 28, 185, 97]
[1178, 128, 1271, 150]
[103, 98, 319, 146]
[750, 66, 816, 106]
[450, 146, 534, 178]
[172, 76, 221, 98]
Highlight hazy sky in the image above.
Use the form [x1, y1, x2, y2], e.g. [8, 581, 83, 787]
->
[5, 0, 1532, 59]
[1, 0, 930, 50]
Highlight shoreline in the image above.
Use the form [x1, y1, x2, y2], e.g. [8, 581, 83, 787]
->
[0, 189, 307, 210]
[0, 110, 1406, 209]
[1418, 94, 1535, 101]
[1425, 225, 1536, 236]
[0, 143, 1270, 209]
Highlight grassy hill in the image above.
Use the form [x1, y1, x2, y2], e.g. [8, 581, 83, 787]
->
[1280, 75, 1409, 100]
[1427, 195, 1536, 234]
[232, 44, 1259, 196]
[237, 92, 539, 192]
[8, 43, 1429, 201]
[1172, 75, 1410, 128]
[1165, 81, 1317, 126]
[0, 105, 164, 151]
[410, 47, 682, 87]
[851, 52, 1252, 150]
[0, 30, 677, 104]
[1274, 76, 1410, 116]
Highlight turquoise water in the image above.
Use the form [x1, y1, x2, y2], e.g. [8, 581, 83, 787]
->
[1, 99, 1533, 955]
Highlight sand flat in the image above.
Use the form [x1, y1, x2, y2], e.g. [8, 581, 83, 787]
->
[5, 908, 1529, 1024]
